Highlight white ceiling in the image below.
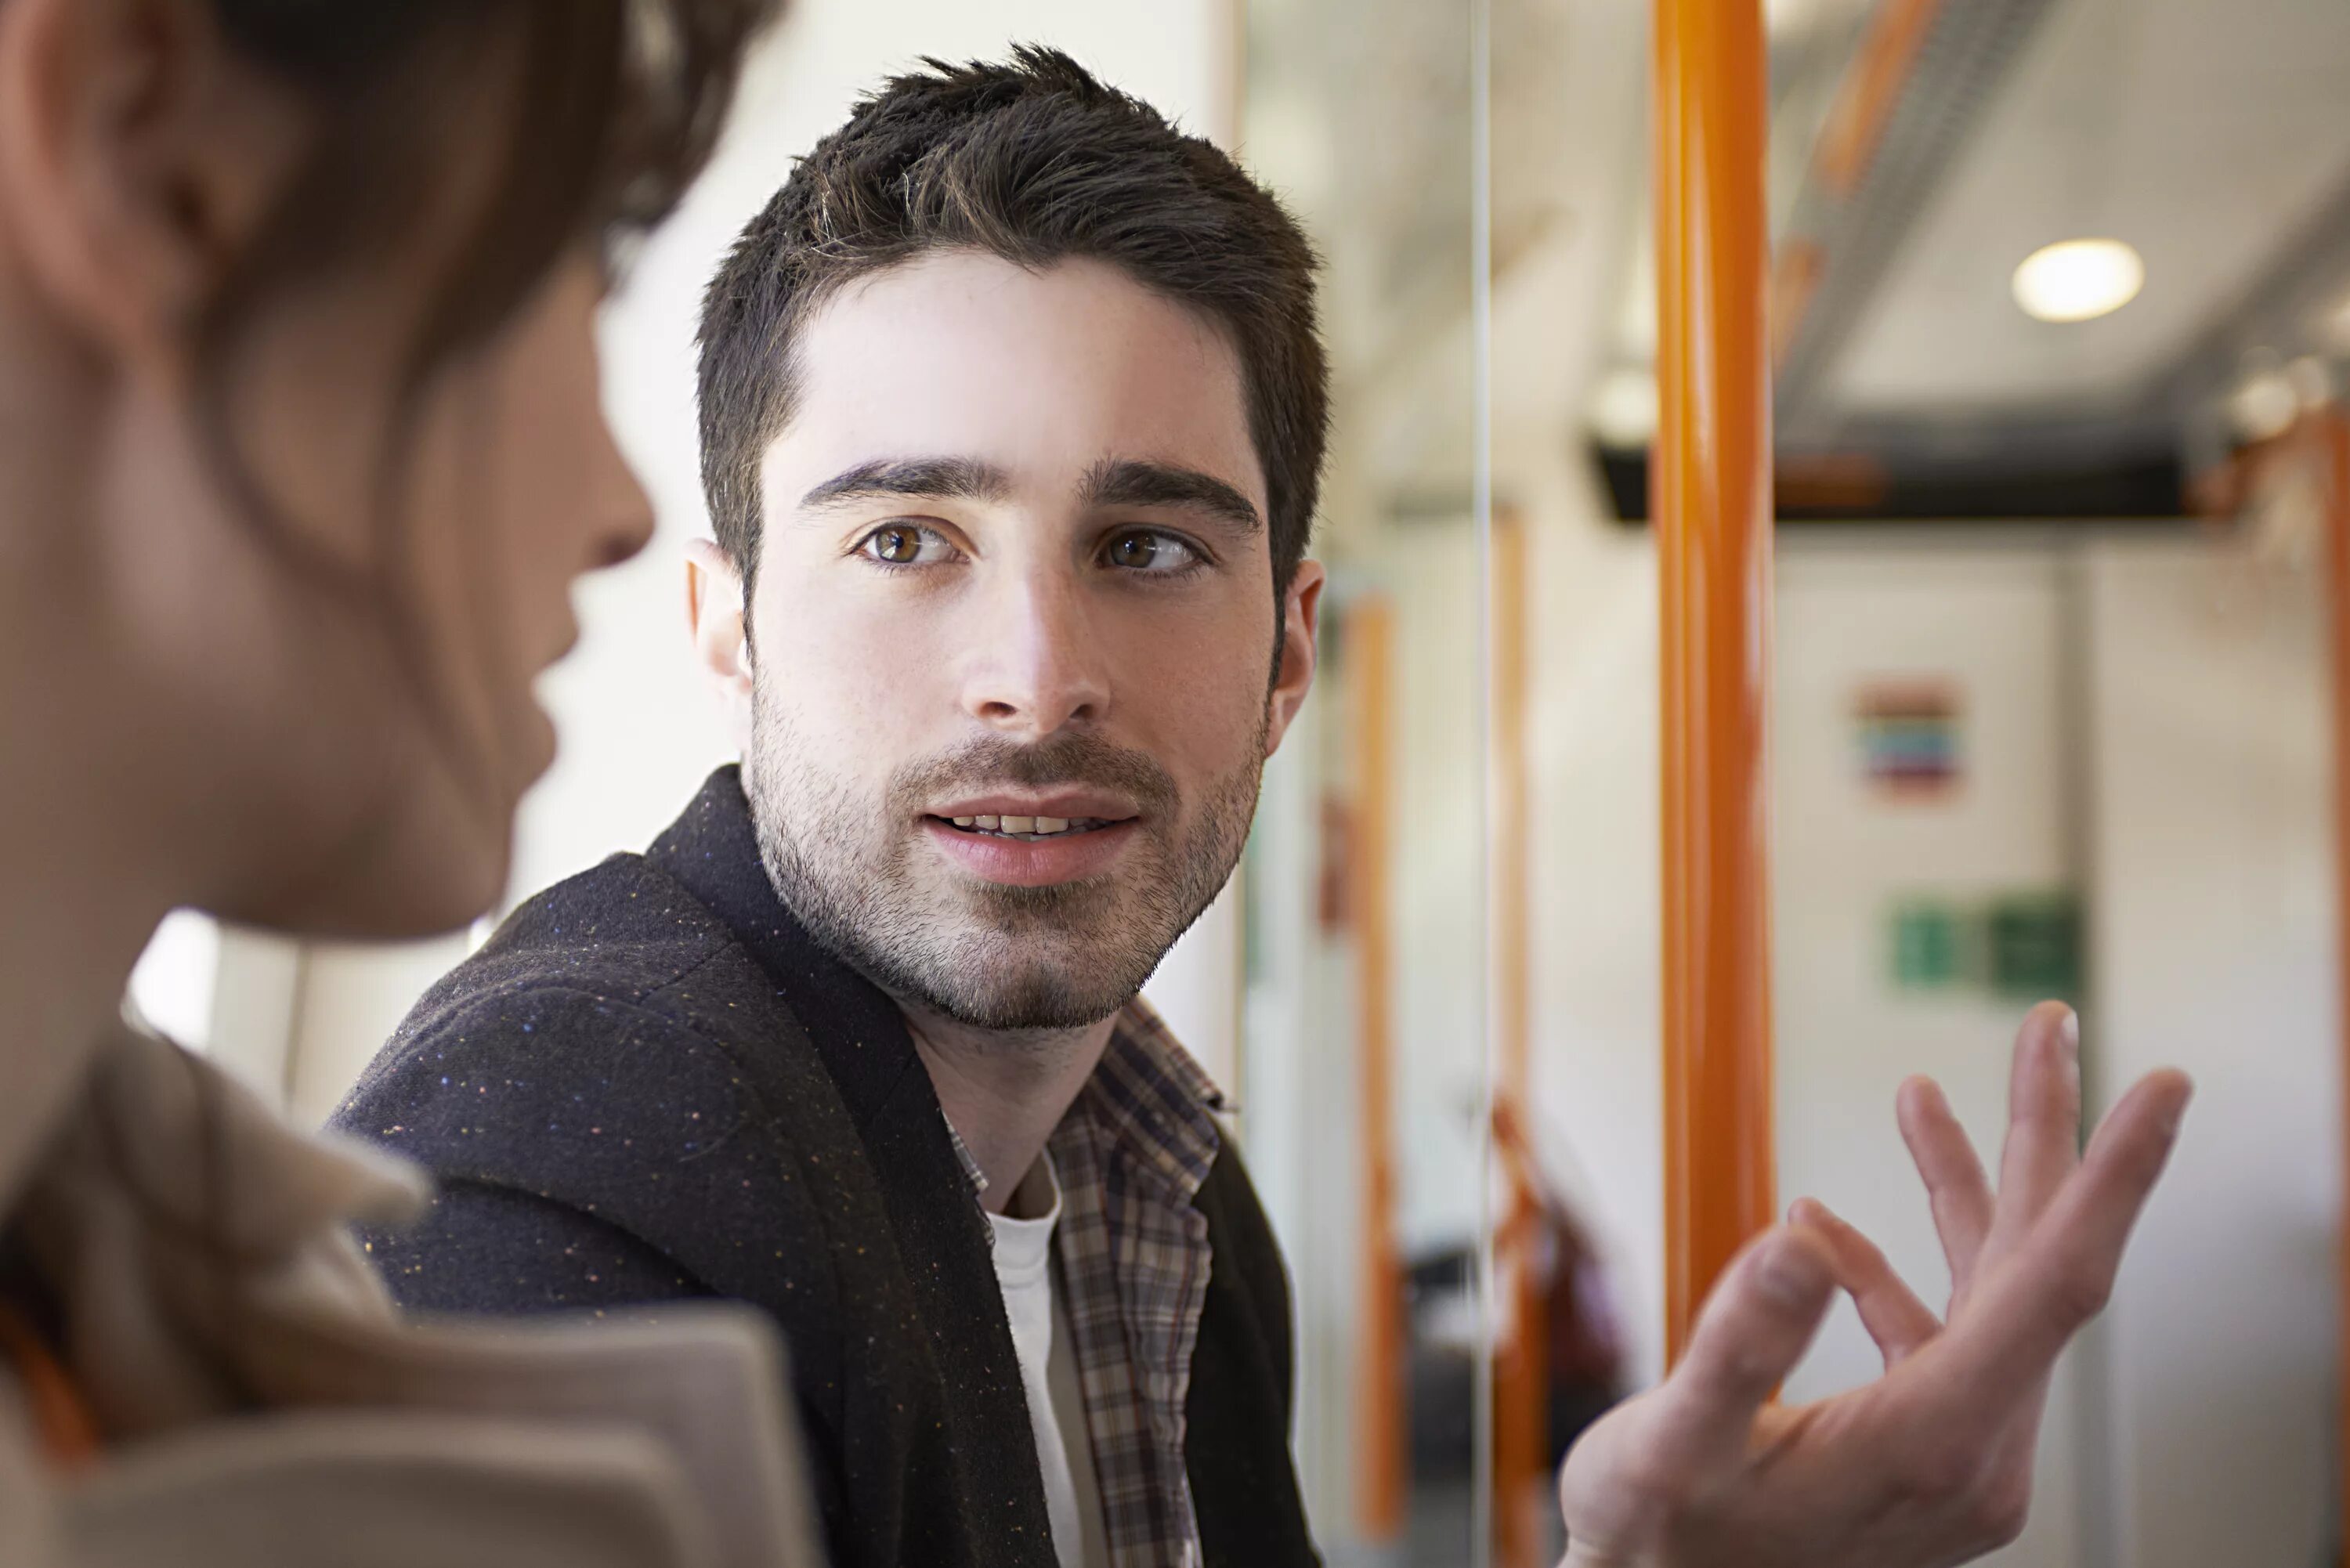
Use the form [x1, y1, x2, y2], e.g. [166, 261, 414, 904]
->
[1829, 0, 2350, 417]
[1247, 0, 2350, 489]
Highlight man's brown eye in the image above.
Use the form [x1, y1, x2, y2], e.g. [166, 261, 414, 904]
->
[870, 527, 922, 564]
[1108, 533, 1161, 569]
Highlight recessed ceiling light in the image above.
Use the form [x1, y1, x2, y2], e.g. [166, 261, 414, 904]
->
[2012, 239, 2145, 323]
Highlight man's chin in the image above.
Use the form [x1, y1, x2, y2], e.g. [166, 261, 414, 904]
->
[835, 922, 1158, 1031]
[898, 963, 1144, 1035]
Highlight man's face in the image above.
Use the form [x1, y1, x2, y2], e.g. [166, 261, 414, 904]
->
[707, 252, 1322, 1031]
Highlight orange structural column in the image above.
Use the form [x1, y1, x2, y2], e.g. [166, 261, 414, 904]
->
[1654, 0, 1777, 1366]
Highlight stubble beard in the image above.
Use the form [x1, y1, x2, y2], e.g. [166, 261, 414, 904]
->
[745, 691, 1266, 1034]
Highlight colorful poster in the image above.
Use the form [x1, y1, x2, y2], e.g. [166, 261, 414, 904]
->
[1855, 681, 1963, 799]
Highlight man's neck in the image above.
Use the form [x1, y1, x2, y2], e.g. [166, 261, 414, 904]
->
[900, 1005, 1119, 1216]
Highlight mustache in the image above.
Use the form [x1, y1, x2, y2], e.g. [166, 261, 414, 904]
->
[889, 732, 1178, 815]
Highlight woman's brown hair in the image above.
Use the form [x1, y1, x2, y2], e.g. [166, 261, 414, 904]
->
[208, 0, 776, 381]
[197, 0, 780, 579]
[173, 1, 781, 836]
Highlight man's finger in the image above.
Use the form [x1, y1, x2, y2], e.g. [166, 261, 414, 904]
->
[1985, 1003, 2083, 1263]
[1896, 1075, 1994, 1302]
[1791, 1198, 1941, 1367]
[1636, 1225, 1839, 1482]
[1925, 1068, 2192, 1439]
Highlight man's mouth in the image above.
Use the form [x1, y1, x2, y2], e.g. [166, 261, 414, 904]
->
[916, 802, 1145, 888]
[934, 814, 1121, 841]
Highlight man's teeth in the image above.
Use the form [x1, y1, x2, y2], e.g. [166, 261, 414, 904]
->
[946, 815, 1097, 838]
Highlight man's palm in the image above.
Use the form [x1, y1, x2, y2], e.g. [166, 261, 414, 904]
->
[1556, 1003, 2192, 1568]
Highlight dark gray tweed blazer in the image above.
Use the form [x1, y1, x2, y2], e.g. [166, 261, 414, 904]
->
[331, 767, 1319, 1568]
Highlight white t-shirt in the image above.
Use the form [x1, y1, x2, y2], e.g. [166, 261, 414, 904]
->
[987, 1154, 1112, 1568]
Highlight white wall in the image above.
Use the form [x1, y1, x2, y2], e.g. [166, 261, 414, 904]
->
[2085, 535, 2339, 1568]
[277, 0, 1248, 1115]
[1772, 542, 2087, 1568]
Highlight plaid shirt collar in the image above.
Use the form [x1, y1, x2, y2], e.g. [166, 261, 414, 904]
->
[942, 999, 1225, 1197]
[944, 997, 1224, 1568]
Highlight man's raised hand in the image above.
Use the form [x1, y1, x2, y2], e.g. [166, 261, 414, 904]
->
[1554, 1003, 2193, 1568]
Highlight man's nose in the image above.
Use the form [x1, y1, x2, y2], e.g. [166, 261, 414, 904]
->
[958, 568, 1110, 739]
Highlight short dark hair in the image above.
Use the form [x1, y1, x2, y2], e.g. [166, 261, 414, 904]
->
[696, 45, 1329, 607]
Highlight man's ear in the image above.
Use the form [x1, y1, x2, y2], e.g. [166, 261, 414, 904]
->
[0, 0, 304, 367]
[1264, 559, 1325, 757]
[685, 537, 754, 754]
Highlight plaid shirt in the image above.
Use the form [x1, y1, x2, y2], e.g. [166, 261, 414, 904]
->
[945, 998, 1223, 1568]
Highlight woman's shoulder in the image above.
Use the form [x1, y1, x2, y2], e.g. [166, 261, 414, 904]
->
[9, 1024, 822, 1568]
[26, 1386, 815, 1568]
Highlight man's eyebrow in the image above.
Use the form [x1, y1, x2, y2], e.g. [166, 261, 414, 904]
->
[1081, 458, 1264, 534]
[798, 457, 1015, 511]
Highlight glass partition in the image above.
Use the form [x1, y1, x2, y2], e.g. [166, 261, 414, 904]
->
[1240, 0, 1497, 1561]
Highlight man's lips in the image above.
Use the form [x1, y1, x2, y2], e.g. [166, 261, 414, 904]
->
[919, 815, 1141, 887]
[925, 789, 1139, 823]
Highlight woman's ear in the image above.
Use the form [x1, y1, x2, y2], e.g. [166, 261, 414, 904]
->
[686, 537, 755, 753]
[0, 0, 304, 368]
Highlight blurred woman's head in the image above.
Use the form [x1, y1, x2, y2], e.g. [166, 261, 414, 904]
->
[0, 0, 775, 938]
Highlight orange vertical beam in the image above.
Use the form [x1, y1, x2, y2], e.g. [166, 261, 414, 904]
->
[1348, 598, 1408, 1541]
[1654, 0, 1777, 1365]
[1489, 510, 1547, 1568]
[1811, 0, 1943, 197]
[1770, 0, 1938, 362]
[2323, 410, 2350, 1568]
